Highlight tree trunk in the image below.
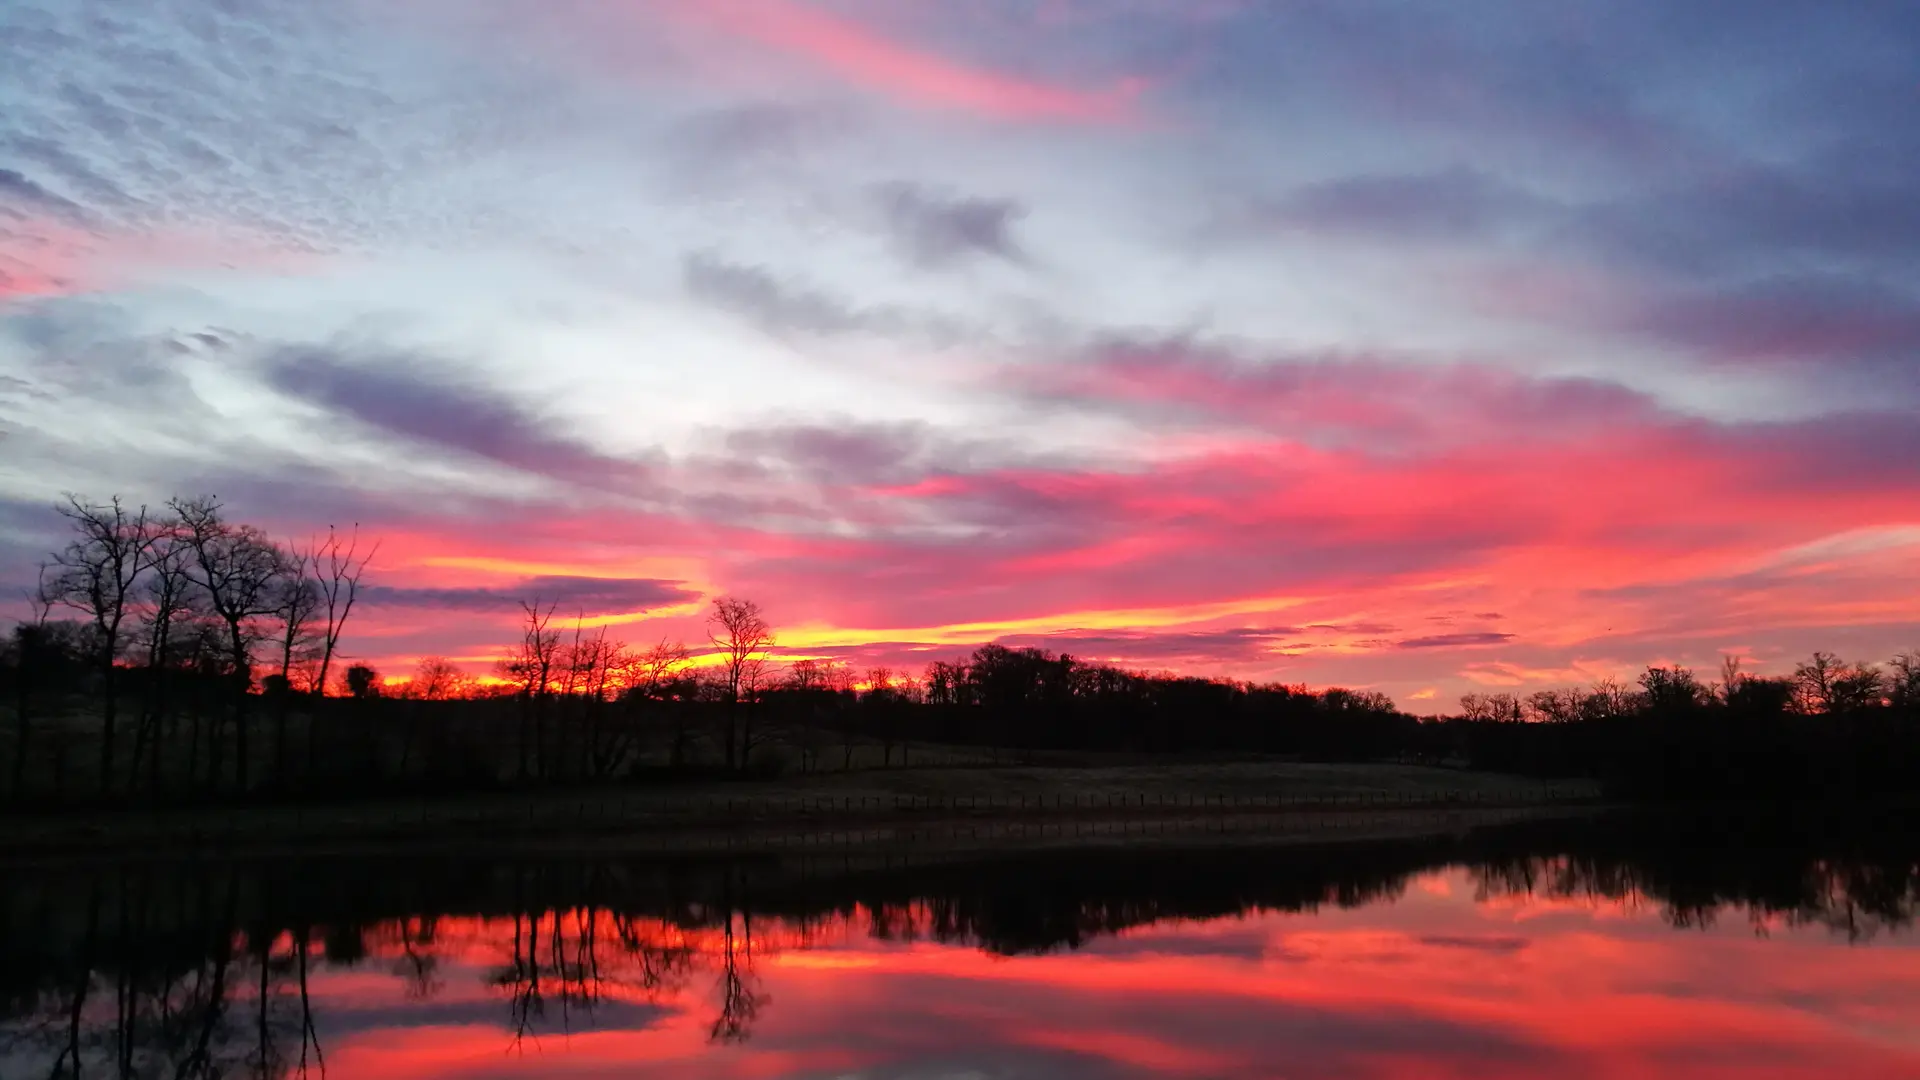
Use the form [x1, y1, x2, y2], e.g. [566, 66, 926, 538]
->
[297, 926, 324, 1075]
[98, 645, 118, 797]
[209, 708, 229, 794]
[9, 673, 29, 802]
[517, 694, 532, 783]
[61, 885, 101, 1078]
[128, 712, 150, 798]
[398, 703, 418, 777]
[190, 707, 207, 791]
[142, 631, 173, 798]
[228, 622, 251, 792]
[148, 711, 166, 797]
[315, 629, 338, 701]
[535, 699, 549, 782]
[274, 698, 290, 792]
[306, 696, 323, 783]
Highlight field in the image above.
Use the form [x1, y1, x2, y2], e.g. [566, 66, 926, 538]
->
[0, 758, 1599, 861]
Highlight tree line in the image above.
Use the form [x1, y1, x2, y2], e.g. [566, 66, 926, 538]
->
[3, 492, 1919, 805]
[1438, 653, 1920, 798]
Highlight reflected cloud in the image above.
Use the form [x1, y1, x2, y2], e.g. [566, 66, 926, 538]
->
[2, 816, 1916, 1078]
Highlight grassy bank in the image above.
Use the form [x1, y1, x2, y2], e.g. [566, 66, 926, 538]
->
[0, 760, 1599, 860]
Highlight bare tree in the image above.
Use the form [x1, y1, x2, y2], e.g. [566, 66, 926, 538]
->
[311, 524, 377, 699]
[8, 575, 57, 798]
[267, 544, 322, 785]
[44, 494, 163, 794]
[1890, 650, 1920, 719]
[499, 599, 560, 781]
[630, 638, 694, 767]
[172, 496, 286, 791]
[1523, 688, 1582, 723]
[632, 638, 693, 699]
[270, 545, 322, 692]
[410, 657, 469, 701]
[1830, 663, 1886, 714]
[570, 630, 639, 778]
[1458, 692, 1523, 723]
[708, 597, 774, 772]
[1582, 677, 1640, 720]
[132, 523, 196, 794]
[1718, 654, 1746, 703]
[1794, 652, 1847, 714]
[865, 666, 902, 766]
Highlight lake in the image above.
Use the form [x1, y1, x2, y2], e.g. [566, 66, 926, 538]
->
[2, 811, 1916, 1078]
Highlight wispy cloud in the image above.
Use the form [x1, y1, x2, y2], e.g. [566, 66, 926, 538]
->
[679, 0, 1147, 123]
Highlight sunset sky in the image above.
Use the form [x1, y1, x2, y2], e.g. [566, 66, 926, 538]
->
[2, 0, 1917, 706]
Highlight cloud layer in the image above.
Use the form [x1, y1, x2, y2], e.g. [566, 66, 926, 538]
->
[1, 0, 1916, 704]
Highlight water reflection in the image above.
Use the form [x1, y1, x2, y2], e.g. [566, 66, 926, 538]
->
[3, 812, 1916, 1078]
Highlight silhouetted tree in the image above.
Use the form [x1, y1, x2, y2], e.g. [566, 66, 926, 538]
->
[1890, 650, 1920, 720]
[344, 663, 380, 700]
[1640, 665, 1709, 715]
[132, 525, 197, 795]
[1726, 673, 1795, 716]
[311, 524, 376, 701]
[1459, 692, 1523, 723]
[44, 494, 163, 794]
[1794, 651, 1847, 714]
[627, 638, 694, 767]
[266, 544, 321, 785]
[172, 496, 287, 792]
[1831, 664, 1886, 715]
[500, 599, 560, 781]
[408, 657, 468, 701]
[1524, 687, 1583, 723]
[708, 597, 773, 772]
[5, 583, 57, 798]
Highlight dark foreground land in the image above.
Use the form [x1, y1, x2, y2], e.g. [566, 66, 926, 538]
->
[0, 761, 1598, 860]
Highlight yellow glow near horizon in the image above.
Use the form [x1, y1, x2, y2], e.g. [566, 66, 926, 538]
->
[772, 592, 1315, 650]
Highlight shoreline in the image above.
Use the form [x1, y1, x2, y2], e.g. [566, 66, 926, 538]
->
[0, 761, 1603, 860]
[0, 805, 1604, 866]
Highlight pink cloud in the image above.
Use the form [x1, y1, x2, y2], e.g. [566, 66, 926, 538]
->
[0, 216, 323, 303]
[305, 352, 1920, 703]
[677, 0, 1147, 123]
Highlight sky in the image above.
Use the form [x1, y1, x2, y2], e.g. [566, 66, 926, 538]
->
[2, 0, 1918, 708]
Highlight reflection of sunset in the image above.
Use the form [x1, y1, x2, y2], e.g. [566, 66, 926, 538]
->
[264, 872, 1920, 1079]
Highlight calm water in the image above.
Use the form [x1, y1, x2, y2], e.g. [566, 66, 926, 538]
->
[3, 815, 1917, 1079]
